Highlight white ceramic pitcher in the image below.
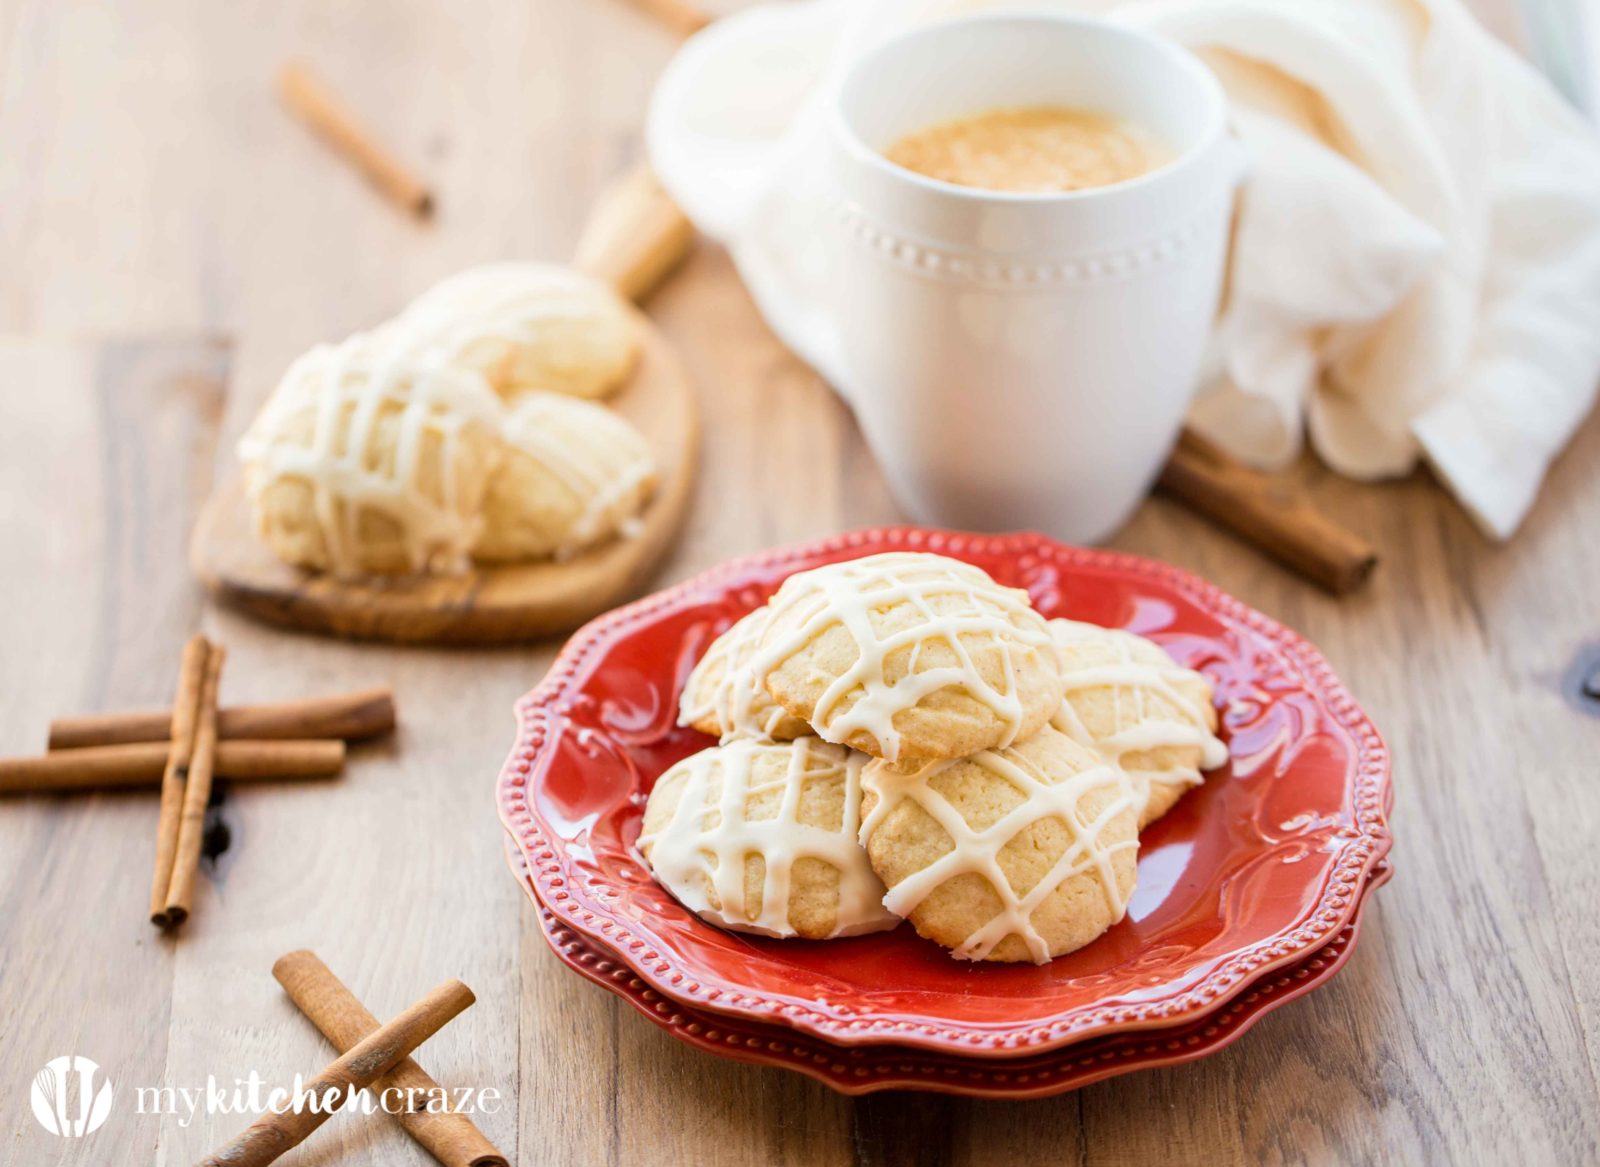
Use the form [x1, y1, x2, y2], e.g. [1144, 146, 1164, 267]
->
[650, 8, 1246, 543]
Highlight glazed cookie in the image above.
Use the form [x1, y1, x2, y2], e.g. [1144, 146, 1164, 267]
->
[395, 262, 639, 400]
[678, 606, 812, 742]
[638, 738, 898, 940]
[859, 724, 1139, 964]
[1048, 619, 1228, 829]
[238, 333, 504, 578]
[749, 553, 1060, 763]
[472, 391, 657, 562]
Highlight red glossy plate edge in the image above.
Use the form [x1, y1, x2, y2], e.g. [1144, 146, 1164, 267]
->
[509, 832, 1393, 1098]
[497, 527, 1394, 1055]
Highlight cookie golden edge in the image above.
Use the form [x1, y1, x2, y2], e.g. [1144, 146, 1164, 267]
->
[1048, 617, 1228, 830]
[638, 737, 898, 940]
[678, 606, 812, 742]
[859, 724, 1140, 964]
[750, 552, 1064, 763]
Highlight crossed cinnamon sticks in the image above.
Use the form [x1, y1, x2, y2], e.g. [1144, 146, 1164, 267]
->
[1, 684, 391, 794]
[201, 950, 506, 1167]
[0, 634, 396, 928]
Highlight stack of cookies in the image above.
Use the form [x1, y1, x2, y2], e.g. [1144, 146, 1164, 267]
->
[642, 551, 1228, 964]
[237, 263, 657, 578]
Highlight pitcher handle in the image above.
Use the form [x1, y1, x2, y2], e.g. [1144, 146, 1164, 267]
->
[647, 3, 846, 240]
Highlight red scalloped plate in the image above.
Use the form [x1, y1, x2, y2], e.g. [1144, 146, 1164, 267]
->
[498, 528, 1393, 1057]
[509, 834, 1391, 1097]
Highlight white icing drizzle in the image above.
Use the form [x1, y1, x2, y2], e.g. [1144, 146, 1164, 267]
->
[1048, 619, 1229, 821]
[237, 330, 504, 577]
[678, 606, 806, 742]
[499, 392, 656, 558]
[638, 738, 898, 939]
[395, 262, 633, 392]
[859, 741, 1139, 964]
[748, 553, 1056, 762]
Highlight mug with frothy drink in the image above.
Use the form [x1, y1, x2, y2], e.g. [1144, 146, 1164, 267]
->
[651, 11, 1244, 543]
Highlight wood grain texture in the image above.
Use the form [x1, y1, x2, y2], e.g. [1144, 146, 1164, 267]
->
[1, 0, 1595, 1165]
[190, 311, 700, 643]
[0, 336, 228, 1167]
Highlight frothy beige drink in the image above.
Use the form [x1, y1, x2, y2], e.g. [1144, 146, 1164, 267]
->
[884, 105, 1170, 193]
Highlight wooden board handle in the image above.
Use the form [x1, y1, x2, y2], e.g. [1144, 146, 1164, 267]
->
[573, 165, 697, 303]
[1159, 428, 1378, 594]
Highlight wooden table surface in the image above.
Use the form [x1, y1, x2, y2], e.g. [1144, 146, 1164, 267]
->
[2, 2, 1596, 1164]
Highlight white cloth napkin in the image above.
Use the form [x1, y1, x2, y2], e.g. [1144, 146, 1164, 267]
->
[650, 0, 1600, 538]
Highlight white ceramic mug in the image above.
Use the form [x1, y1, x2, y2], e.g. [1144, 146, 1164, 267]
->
[652, 9, 1245, 543]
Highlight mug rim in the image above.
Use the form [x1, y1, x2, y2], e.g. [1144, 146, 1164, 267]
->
[830, 10, 1231, 207]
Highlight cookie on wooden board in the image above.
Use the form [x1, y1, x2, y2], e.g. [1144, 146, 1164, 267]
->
[474, 391, 657, 562]
[237, 332, 504, 578]
[395, 262, 638, 400]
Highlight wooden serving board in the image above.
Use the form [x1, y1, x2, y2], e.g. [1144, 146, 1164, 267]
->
[190, 306, 698, 644]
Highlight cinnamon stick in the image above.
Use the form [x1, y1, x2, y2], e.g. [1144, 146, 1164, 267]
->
[199, 978, 476, 1167]
[1158, 427, 1379, 594]
[274, 951, 508, 1167]
[149, 636, 210, 924]
[278, 62, 434, 219]
[161, 643, 225, 926]
[0, 740, 345, 795]
[48, 687, 395, 750]
[620, 0, 710, 36]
